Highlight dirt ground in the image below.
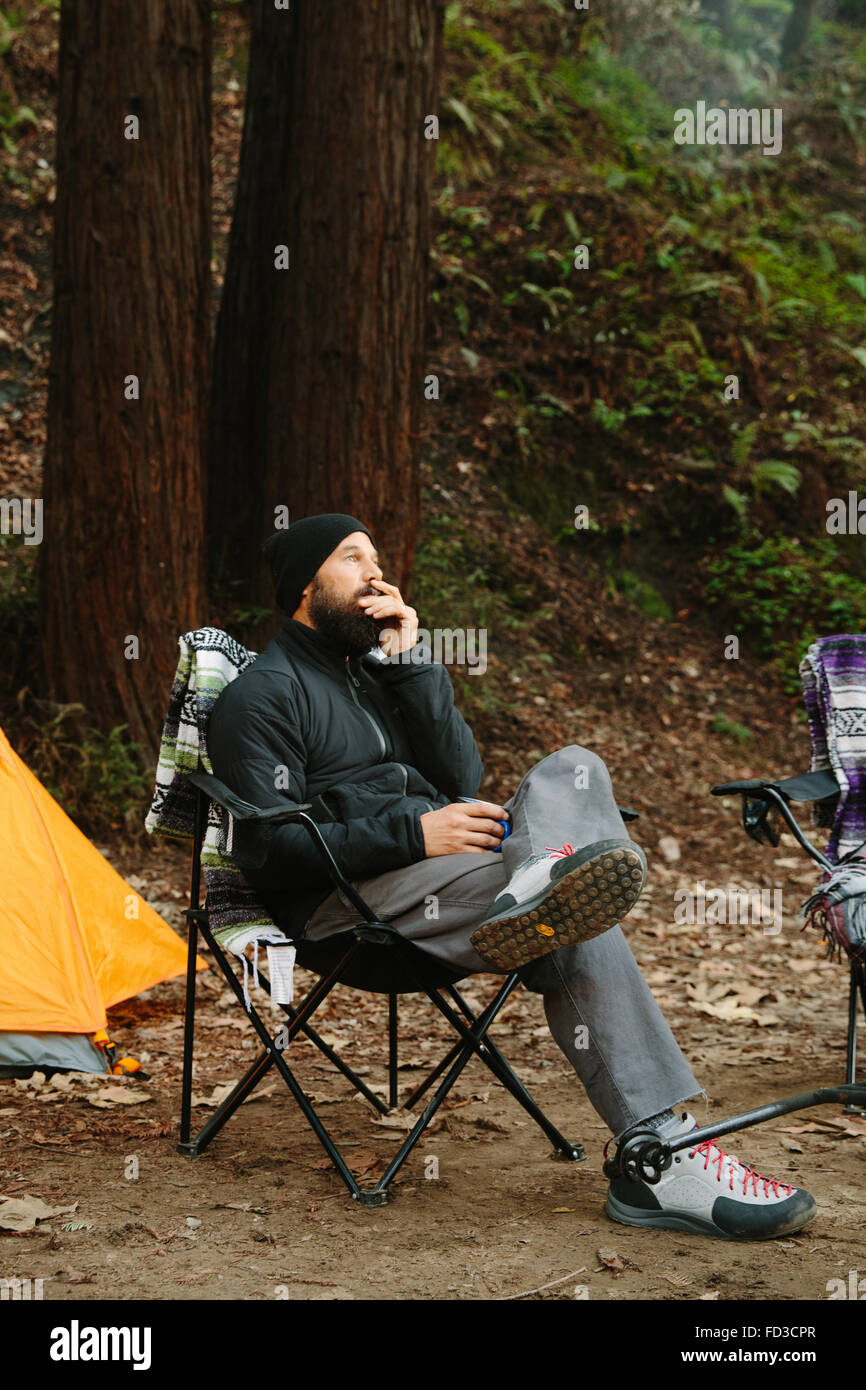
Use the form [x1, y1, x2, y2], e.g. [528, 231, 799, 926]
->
[3, 808, 865, 1303]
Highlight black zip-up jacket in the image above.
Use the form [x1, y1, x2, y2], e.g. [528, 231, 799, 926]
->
[207, 616, 485, 934]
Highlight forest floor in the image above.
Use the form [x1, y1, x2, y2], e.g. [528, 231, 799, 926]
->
[1, 5, 865, 1303]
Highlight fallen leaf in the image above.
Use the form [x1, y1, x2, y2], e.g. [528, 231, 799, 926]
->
[687, 998, 779, 1027]
[597, 1247, 624, 1272]
[661, 1271, 692, 1287]
[780, 1137, 804, 1153]
[54, 1268, 96, 1285]
[371, 1111, 419, 1131]
[87, 1086, 152, 1109]
[698, 1291, 721, 1300]
[0, 1196, 78, 1233]
[190, 1083, 275, 1108]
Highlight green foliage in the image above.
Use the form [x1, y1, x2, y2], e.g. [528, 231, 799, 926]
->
[0, 532, 38, 634]
[23, 706, 152, 836]
[710, 714, 756, 744]
[706, 538, 866, 693]
[606, 568, 672, 622]
[411, 507, 569, 719]
[433, 0, 866, 564]
[228, 602, 273, 628]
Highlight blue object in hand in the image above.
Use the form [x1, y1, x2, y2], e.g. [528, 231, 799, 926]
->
[457, 796, 511, 851]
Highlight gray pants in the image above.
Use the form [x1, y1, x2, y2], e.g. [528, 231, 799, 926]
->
[305, 745, 702, 1139]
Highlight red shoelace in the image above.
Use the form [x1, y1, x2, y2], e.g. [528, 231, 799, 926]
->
[689, 1139, 794, 1199]
[600, 1133, 794, 1200]
[544, 842, 575, 857]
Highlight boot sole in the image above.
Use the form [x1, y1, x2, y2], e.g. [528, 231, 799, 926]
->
[469, 842, 646, 971]
[605, 1190, 817, 1242]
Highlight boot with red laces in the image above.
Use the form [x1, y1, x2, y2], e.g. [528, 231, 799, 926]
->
[605, 1111, 817, 1241]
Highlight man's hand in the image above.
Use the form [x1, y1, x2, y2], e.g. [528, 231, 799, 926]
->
[419, 801, 510, 857]
[358, 578, 419, 658]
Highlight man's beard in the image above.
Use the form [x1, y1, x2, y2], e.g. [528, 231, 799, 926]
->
[307, 577, 386, 658]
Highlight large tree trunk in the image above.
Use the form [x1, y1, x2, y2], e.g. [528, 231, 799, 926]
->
[40, 0, 211, 765]
[781, 0, 818, 66]
[208, 0, 444, 635]
[699, 0, 732, 37]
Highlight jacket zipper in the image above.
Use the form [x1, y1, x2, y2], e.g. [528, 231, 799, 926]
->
[346, 667, 413, 798]
[346, 668, 387, 760]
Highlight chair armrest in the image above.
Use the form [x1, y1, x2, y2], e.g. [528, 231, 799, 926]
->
[772, 769, 839, 803]
[187, 770, 312, 826]
[188, 769, 380, 919]
[711, 770, 838, 803]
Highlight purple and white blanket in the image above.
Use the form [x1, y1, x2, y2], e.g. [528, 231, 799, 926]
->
[799, 634, 866, 959]
[800, 633, 866, 863]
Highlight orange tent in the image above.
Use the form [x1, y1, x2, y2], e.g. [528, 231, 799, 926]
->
[0, 725, 202, 1073]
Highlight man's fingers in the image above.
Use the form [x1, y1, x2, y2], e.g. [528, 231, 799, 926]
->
[461, 815, 505, 837]
[462, 801, 509, 820]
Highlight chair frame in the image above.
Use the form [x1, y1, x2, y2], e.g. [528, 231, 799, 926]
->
[603, 769, 866, 1187]
[712, 769, 866, 1111]
[176, 773, 585, 1205]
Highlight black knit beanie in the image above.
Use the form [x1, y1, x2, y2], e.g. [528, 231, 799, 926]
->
[262, 514, 376, 615]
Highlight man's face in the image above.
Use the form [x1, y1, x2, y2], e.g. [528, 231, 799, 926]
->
[294, 531, 386, 657]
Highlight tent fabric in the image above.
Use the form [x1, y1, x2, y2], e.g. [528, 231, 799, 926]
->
[0, 725, 196, 1036]
[0, 1031, 108, 1078]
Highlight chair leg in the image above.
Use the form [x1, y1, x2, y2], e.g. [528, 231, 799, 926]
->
[844, 965, 859, 1100]
[277, 1001, 390, 1115]
[404, 1038, 463, 1110]
[182, 920, 378, 1200]
[178, 909, 205, 1150]
[388, 993, 398, 1110]
[369, 987, 516, 1200]
[440, 983, 584, 1160]
[180, 1048, 275, 1156]
[845, 961, 866, 1115]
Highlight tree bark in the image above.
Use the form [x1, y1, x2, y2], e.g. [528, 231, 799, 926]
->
[208, 0, 444, 634]
[781, 0, 818, 66]
[700, 0, 732, 37]
[41, 0, 211, 765]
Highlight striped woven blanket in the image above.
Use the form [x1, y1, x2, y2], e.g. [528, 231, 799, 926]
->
[146, 628, 292, 995]
[799, 634, 866, 960]
[800, 634, 866, 862]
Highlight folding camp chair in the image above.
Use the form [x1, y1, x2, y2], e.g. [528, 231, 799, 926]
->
[707, 768, 866, 1102]
[176, 769, 589, 1204]
[603, 634, 866, 1189]
[144, 624, 590, 1204]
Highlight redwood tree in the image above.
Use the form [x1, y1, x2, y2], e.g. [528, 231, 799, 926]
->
[40, 0, 211, 764]
[208, 0, 445, 622]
